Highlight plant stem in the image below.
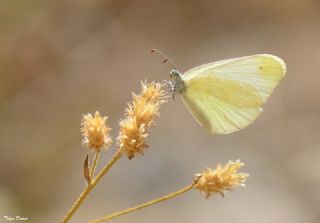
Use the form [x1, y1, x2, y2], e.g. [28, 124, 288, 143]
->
[90, 152, 100, 178]
[61, 148, 123, 223]
[88, 181, 197, 223]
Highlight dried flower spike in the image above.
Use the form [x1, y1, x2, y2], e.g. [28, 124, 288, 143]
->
[194, 160, 249, 198]
[118, 81, 168, 159]
[81, 111, 112, 152]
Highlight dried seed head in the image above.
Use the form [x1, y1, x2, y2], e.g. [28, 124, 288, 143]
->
[81, 111, 112, 152]
[194, 160, 249, 198]
[118, 81, 168, 159]
[140, 80, 168, 104]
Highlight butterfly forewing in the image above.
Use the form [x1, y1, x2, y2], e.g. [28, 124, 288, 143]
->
[181, 54, 286, 134]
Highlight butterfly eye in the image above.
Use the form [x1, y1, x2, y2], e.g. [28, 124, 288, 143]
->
[170, 70, 180, 79]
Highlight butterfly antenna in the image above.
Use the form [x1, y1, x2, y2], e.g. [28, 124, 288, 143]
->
[151, 49, 177, 69]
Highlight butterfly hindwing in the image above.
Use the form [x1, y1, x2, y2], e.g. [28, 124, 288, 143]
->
[182, 77, 263, 134]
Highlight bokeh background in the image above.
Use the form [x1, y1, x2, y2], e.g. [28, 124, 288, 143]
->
[1, 0, 319, 222]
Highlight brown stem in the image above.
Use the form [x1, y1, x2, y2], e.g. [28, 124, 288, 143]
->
[61, 148, 123, 223]
[88, 181, 197, 223]
[90, 152, 100, 178]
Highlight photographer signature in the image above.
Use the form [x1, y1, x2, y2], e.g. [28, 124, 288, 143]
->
[3, 216, 28, 222]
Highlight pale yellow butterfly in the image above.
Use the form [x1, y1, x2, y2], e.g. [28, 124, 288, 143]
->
[156, 51, 286, 134]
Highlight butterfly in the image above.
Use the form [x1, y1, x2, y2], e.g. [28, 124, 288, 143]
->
[154, 51, 286, 134]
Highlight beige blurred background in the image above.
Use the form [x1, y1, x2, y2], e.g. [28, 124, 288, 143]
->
[0, 0, 319, 222]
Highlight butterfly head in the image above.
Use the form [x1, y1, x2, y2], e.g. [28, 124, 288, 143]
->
[169, 69, 185, 98]
[150, 49, 185, 98]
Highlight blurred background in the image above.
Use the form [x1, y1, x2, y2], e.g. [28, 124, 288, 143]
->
[0, 0, 319, 222]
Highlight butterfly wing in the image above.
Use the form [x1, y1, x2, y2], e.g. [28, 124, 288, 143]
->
[181, 54, 286, 134]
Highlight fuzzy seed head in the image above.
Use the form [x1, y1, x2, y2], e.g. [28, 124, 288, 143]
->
[118, 81, 168, 159]
[194, 160, 249, 198]
[81, 111, 112, 152]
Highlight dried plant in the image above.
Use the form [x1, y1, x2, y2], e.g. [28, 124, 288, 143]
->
[81, 111, 112, 152]
[118, 81, 167, 159]
[61, 81, 249, 223]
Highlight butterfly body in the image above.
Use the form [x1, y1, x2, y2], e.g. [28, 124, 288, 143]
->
[170, 54, 286, 134]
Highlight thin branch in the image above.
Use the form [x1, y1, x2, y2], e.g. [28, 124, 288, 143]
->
[90, 152, 100, 179]
[61, 148, 123, 223]
[88, 181, 197, 223]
